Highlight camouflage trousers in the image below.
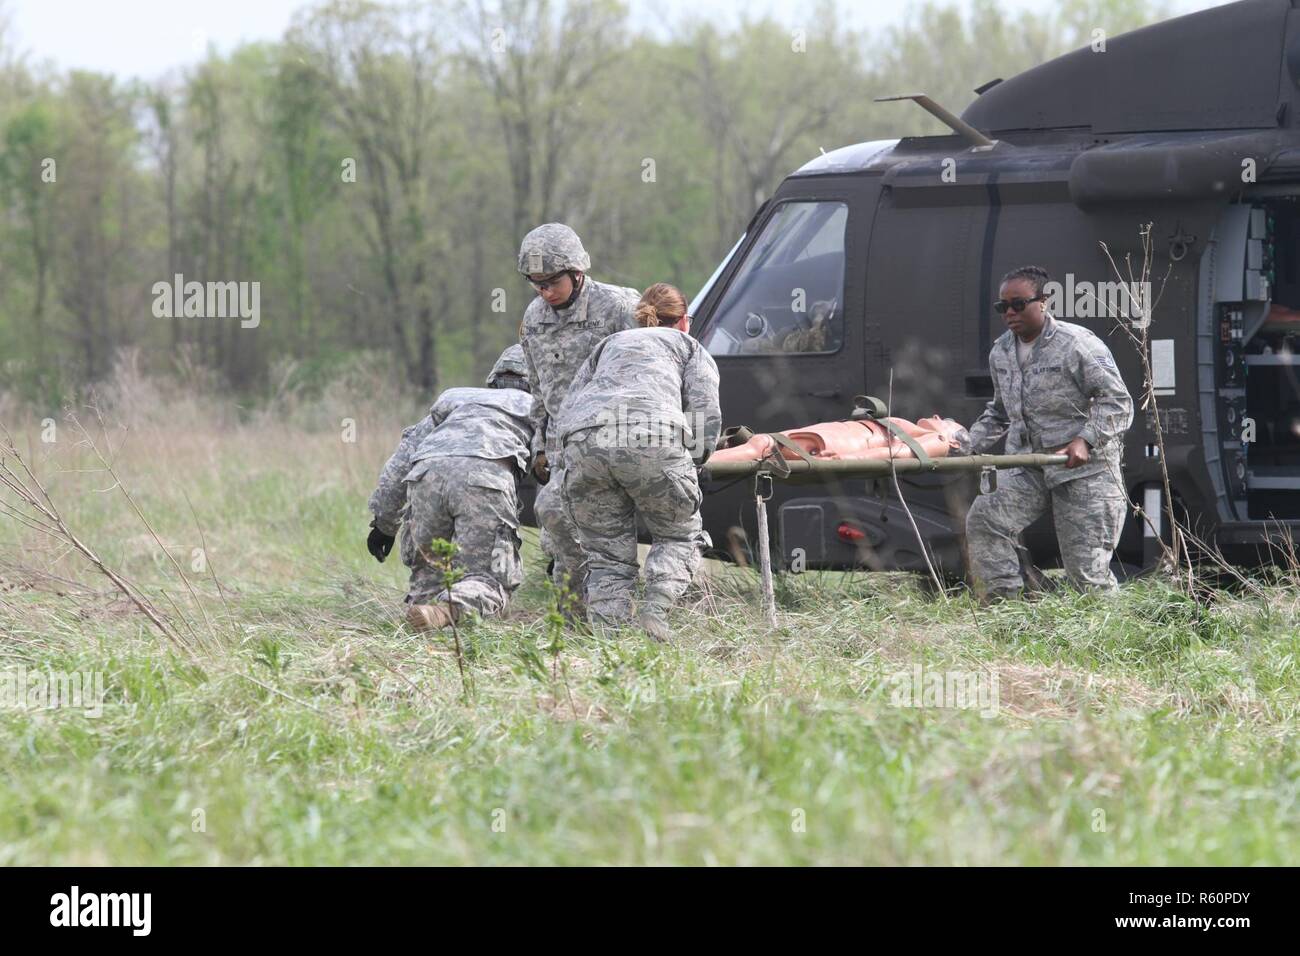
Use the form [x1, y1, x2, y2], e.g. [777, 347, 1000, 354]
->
[534, 454, 588, 598]
[562, 429, 704, 623]
[399, 455, 524, 617]
[965, 464, 1128, 595]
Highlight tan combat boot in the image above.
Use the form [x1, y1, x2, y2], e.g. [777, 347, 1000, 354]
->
[637, 603, 672, 644]
[406, 603, 458, 631]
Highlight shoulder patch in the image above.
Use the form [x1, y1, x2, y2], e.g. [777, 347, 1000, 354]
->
[1092, 352, 1117, 370]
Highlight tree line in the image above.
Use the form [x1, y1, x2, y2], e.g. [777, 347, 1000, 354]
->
[0, 0, 1167, 404]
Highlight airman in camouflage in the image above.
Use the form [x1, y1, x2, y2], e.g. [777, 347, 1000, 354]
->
[516, 223, 639, 604]
[367, 346, 534, 629]
[966, 267, 1134, 598]
[557, 291, 721, 640]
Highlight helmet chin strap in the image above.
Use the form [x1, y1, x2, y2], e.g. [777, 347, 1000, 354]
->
[556, 272, 584, 310]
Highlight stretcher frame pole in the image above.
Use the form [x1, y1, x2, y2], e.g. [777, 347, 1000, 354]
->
[754, 472, 777, 629]
[702, 452, 1069, 481]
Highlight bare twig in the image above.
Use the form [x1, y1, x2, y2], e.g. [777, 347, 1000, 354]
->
[0, 419, 190, 651]
[885, 368, 946, 595]
[1096, 224, 1193, 590]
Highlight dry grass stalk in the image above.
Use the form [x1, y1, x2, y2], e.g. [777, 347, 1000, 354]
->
[0, 418, 193, 652]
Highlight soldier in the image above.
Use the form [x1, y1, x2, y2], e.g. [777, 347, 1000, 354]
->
[367, 345, 533, 630]
[516, 223, 639, 610]
[556, 283, 721, 641]
[966, 265, 1134, 599]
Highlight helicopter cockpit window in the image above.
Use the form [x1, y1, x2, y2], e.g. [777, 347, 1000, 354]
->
[700, 201, 847, 357]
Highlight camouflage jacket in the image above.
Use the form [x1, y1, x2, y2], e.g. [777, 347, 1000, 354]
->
[969, 315, 1133, 487]
[520, 277, 639, 458]
[557, 327, 722, 465]
[368, 386, 533, 534]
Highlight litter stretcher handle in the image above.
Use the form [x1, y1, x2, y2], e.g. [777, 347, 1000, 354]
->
[701, 452, 1068, 482]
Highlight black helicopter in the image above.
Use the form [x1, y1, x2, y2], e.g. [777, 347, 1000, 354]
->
[685, 0, 1300, 577]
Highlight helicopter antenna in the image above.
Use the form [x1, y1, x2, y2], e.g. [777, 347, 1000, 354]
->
[874, 93, 999, 150]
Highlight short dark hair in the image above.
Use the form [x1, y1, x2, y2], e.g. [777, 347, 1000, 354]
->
[1000, 265, 1050, 297]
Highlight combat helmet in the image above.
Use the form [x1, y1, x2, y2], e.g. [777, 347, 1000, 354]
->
[486, 344, 529, 390]
[516, 223, 590, 276]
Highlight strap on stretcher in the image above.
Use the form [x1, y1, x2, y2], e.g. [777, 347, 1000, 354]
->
[857, 394, 935, 471]
[754, 422, 935, 473]
[876, 419, 935, 470]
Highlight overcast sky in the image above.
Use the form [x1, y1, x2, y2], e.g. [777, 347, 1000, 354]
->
[6, 0, 1227, 81]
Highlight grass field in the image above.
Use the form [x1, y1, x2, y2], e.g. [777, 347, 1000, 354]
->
[1, 388, 1298, 865]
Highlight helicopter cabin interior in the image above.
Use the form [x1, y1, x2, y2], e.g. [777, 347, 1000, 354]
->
[1207, 199, 1300, 521]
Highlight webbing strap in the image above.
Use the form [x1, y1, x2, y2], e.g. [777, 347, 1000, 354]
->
[877, 419, 935, 470]
[852, 394, 934, 469]
[766, 432, 817, 464]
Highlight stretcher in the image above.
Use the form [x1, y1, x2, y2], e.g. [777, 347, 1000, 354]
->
[702, 407, 1066, 480]
[702, 397, 1068, 626]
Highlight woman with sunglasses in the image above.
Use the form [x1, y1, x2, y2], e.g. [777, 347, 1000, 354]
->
[965, 265, 1134, 600]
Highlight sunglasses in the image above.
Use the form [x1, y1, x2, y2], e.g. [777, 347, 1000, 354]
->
[527, 271, 569, 292]
[994, 294, 1044, 315]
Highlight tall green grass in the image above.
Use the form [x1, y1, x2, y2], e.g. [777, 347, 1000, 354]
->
[1, 408, 1298, 864]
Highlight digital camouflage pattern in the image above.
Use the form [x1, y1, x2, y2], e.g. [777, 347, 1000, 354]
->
[516, 222, 591, 276]
[966, 466, 1128, 593]
[399, 455, 523, 615]
[965, 314, 1133, 594]
[557, 326, 722, 462]
[521, 278, 641, 458]
[368, 354, 533, 617]
[559, 327, 722, 622]
[563, 431, 706, 623]
[410, 386, 533, 475]
[520, 272, 639, 591]
[968, 314, 1133, 486]
[368, 385, 533, 535]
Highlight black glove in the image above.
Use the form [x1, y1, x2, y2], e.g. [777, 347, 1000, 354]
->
[367, 526, 395, 563]
[532, 451, 551, 485]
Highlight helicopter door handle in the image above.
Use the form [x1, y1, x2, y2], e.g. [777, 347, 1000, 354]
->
[806, 389, 842, 399]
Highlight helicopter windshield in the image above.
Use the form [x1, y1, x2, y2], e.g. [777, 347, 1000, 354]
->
[700, 200, 847, 357]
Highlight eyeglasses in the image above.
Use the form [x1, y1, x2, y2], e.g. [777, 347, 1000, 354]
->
[527, 271, 569, 292]
[994, 295, 1044, 315]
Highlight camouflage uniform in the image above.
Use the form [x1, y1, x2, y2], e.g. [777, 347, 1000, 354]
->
[516, 224, 639, 596]
[369, 348, 533, 617]
[965, 315, 1134, 594]
[557, 327, 722, 623]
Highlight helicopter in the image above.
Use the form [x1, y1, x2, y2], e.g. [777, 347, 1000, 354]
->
[684, 0, 1300, 577]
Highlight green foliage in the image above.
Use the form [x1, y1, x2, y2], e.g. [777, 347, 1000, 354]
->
[0, 0, 1181, 402]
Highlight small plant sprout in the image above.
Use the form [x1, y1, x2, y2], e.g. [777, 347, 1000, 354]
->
[426, 537, 472, 702]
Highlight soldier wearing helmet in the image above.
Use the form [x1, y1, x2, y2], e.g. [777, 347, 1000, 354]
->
[516, 223, 639, 613]
[367, 345, 535, 630]
[486, 342, 529, 389]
